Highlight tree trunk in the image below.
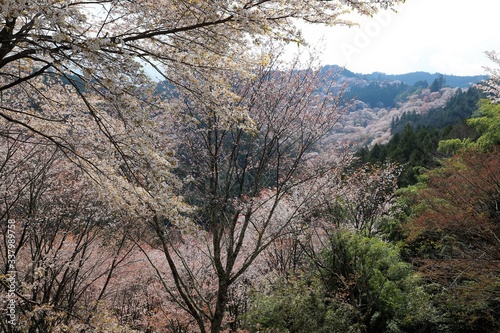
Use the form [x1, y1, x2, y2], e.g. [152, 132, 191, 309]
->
[211, 277, 229, 333]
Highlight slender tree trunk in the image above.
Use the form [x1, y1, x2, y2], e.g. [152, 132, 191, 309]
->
[211, 276, 229, 333]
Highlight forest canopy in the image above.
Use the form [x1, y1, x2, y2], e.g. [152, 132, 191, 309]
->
[1, 1, 499, 333]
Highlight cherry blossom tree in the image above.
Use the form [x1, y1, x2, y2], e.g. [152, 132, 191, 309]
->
[0, 0, 406, 265]
[130, 53, 350, 332]
[0, 129, 140, 333]
[318, 162, 401, 236]
[1, 2, 406, 331]
[480, 50, 500, 102]
[0, 0, 404, 158]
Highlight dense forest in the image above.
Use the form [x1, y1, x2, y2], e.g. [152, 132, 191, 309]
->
[357, 86, 484, 186]
[1, 1, 499, 333]
[343, 81, 411, 108]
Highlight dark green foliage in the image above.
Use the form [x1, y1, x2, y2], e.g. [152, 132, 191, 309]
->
[344, 81, 410, 108]
[317, 232, 432, 333]
[413, 80, 429, 89]
[360, 88, 483, 186]
[357, 121, 482, 186]
[244, 277, 362, 333]
[244, 232, 435, 333]
[358, 125, 438, 186]
[392, 87, 482, 133]
[429, 75, 446, 92]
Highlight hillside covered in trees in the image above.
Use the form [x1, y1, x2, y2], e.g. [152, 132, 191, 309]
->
[0, 1, 499, 333]
[356, 86, 483, 186]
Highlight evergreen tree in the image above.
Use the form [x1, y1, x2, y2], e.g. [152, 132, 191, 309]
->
[430, 74, 446, 92]
[392, 87, 482, 133]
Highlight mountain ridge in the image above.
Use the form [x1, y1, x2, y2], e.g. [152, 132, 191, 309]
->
[322, 65, 488, 88]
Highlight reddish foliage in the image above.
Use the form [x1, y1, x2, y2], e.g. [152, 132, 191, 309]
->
[406, 147, 500, 331]
[409, 147, 499, 268]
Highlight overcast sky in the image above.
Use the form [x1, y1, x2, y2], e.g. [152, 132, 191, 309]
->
[293, 0, 500, 76]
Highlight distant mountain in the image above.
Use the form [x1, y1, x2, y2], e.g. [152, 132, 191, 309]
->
[321, 65, 488, 88]
[351, 71, 487, 88]
[321, 65, 359, 78]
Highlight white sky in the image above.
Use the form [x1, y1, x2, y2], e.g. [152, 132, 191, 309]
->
[293, 0, 500, 76]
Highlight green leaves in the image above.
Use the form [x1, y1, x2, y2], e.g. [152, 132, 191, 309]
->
[245, 231, 434, 333]
[467, 99, 500, 148]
